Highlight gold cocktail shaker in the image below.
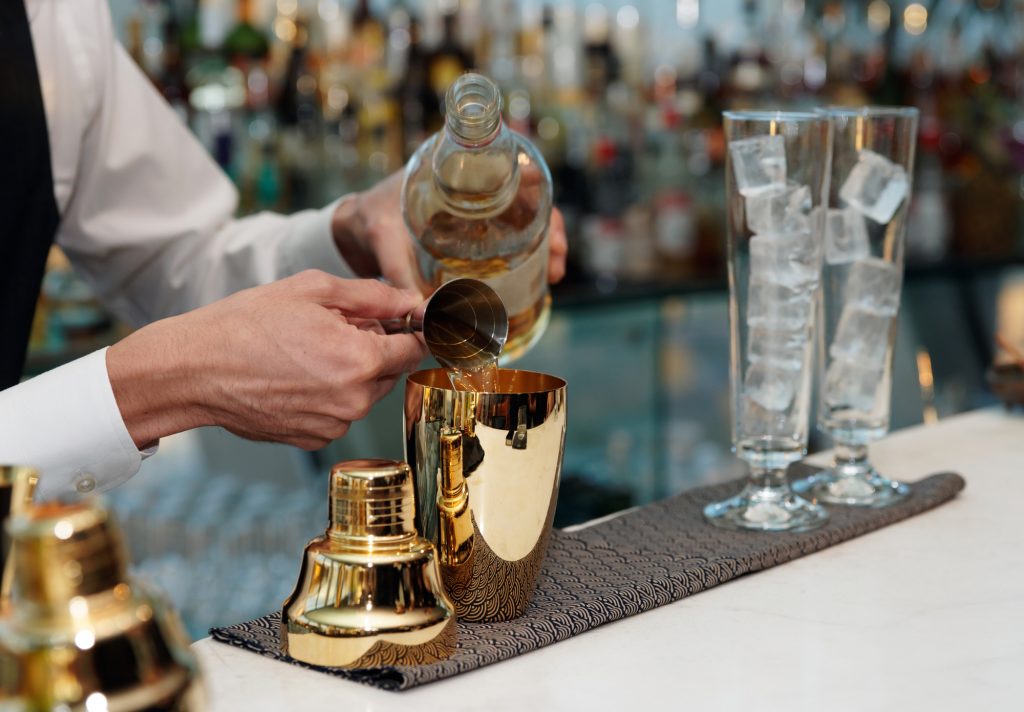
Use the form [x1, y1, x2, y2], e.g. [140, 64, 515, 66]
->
[280, 459, 456, 668]
[0, 501, 204, 710]
[405, 368, 567, 622]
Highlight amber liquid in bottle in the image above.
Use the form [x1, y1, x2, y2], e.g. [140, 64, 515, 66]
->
[402, 73, 553, 363]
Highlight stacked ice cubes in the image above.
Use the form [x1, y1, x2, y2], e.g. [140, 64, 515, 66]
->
[730, 135, 819, 436]
[824, 148, 908, 415]
[824, 258, 901, 413]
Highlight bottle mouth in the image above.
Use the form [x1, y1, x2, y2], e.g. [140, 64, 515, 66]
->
[445, 73, 502, 145]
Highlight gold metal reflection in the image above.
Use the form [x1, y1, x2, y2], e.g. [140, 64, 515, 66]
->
[405, 368, 567, 622]
[0, 501, 204, 711]
[280, 460, 456, 668]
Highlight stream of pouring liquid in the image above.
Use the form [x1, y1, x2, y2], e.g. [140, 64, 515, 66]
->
[447, 359, 500, 393]
[426, 287, 504, 393]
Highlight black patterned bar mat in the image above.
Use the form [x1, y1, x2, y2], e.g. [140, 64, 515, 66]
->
[210, 465, 965, 691]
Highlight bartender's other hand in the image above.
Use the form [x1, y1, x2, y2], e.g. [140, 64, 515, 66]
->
[331, 170, 569, 293]
[106, 271, 427, 450]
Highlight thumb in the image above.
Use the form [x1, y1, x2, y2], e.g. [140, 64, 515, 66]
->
[313, 277, 424, 319]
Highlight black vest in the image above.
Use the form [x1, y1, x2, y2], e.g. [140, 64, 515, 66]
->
[0, 1, 60, 389]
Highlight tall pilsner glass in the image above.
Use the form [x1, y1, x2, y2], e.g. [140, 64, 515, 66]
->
[704, 112, 831, 532]
[795, 107, 918, 507]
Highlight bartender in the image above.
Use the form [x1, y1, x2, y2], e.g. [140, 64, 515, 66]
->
[0, 0, 568, 500]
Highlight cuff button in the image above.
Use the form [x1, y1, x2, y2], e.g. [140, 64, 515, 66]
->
[75, 477, 96, 494]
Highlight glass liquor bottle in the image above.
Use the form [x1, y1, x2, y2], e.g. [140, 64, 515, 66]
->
[402, 73, 553, 362]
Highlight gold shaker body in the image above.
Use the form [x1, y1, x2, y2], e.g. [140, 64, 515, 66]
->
[280, 459, 456, 668]
[0, 502, 204, 711]
[404, 369, 567, 622]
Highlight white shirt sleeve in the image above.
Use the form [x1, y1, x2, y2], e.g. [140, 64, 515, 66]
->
[0, 349, 142, 501]
[52, 2, 354, 327]
[7, 0, 359, 499]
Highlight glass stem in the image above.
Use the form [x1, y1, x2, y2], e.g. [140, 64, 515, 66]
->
[749, 466, 789, 491]
[833, 441, 872, 479]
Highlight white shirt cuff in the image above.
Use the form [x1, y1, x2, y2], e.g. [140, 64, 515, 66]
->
[283, 199, 357, 279]
[0, 348, 143, 500]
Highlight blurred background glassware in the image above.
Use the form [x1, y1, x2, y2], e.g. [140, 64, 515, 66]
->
[380, 277, 508, 373]
[402, 72, 553, 363]
[1, 466, 38, 613]
[703, 110, 831, 533]
[0, 500, 204, 711]
[404, 368, 566, 621]
[280, 459, 456, 668]
[794, 106, 919, 507]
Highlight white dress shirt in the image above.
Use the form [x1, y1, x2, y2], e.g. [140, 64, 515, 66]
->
[0, 0, 356, 499]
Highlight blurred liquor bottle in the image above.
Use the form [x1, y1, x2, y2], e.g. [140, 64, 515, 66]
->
[276, 17, 317, 209]
[223, 0, 269, 67]
[646, 109, 697, 280]
[397, 15, 432, 160]
[425, 5, 474, 130]
[350, 0, 386, 70]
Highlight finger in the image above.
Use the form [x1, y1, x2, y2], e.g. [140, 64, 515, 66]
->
[519, 163, 546, 186]
[372, 374, 402, 403]
[548, 209, 568, 284]
[372, 332, 429, 376]
[378, 239, 432, 296]
[349, 316, 387, 334]
[312, 276, 423, 319]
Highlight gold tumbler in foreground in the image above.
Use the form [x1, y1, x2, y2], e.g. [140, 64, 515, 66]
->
[1, 465, 38, 612]
[0, 501, 204, 711]
[405, 369, 567, 622]
[280, 460, 456, 668]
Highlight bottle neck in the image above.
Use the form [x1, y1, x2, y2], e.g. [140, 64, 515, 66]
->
[431, 73, 520, 217]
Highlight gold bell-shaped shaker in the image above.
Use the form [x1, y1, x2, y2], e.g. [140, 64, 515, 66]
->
[1, 465, 39, 613]
[0, 501, 204, 711]
[280, 459, 457, 668]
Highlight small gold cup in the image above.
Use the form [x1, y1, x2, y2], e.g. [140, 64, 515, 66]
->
[280, 459, 457, 668]
[0, 501, 204, 710]
[404, 369, 567, 622]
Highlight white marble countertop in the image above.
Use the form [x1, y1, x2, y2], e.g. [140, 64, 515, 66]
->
[193, 408, 1024, 712]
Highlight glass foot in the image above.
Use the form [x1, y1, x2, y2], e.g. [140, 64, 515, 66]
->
[793, 469, 910, 508]
[704, 485, 829, 533]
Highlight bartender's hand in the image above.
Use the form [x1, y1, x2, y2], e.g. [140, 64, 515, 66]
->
[106, 271, 427, 450]
[331, 170, 569, 295]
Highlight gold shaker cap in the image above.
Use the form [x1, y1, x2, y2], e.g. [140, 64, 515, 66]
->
[7, 502, 128, 608]
[282, 459, 457, 668]
[329, 459, 417, 539]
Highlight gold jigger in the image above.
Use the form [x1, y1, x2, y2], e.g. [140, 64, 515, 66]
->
[280, 459, 457, 668]
[0, 501, 204, 710]
[1, 466, 38, 614]
[404, 369, 567, 622]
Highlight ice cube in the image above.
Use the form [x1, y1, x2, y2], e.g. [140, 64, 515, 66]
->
[825, 208, 870, 264]
[745, 182, 812, 235]
[839, 149, 909, 224]
[844, 257, 902, 315]
[744, 360, 803, 411]
[829, 306, 894, 368]
[747, 282, 814, 330]
[730, 135, 786, 197]
[824, 358, 883, 414]
[747, 326, 807, 370]
[739, 396, 800, 440]
[749, 227, 821, 290]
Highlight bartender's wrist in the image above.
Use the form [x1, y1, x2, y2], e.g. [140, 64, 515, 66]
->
[106, 316, 207, 449]
[330, 192, 377, 278]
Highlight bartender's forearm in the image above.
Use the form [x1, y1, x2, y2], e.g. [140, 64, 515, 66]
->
[106, 316, 207, 449]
